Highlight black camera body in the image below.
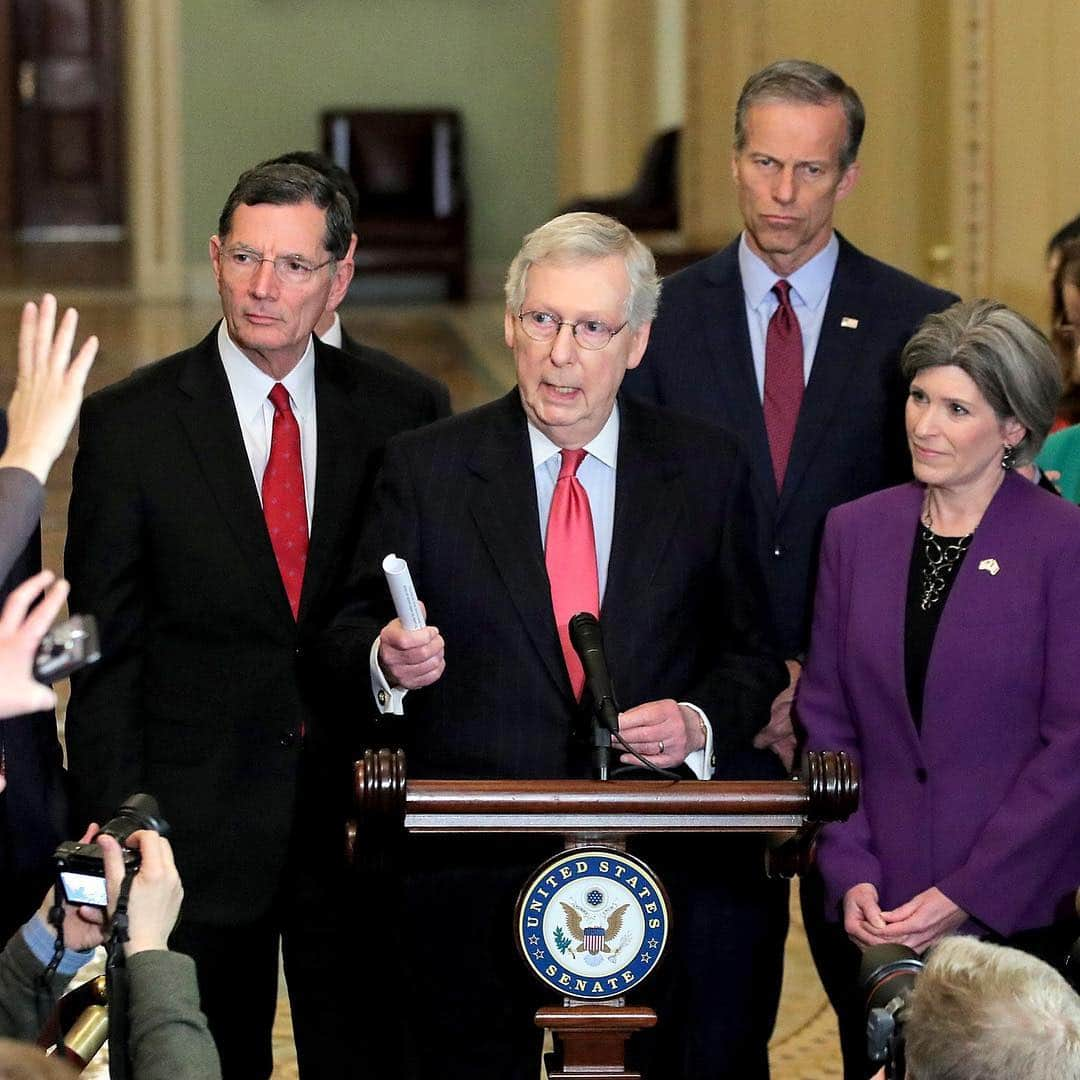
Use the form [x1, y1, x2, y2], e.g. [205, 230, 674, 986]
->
[54, 794, 168, 907]
[33, 614, 100, 684]
[861, 943, 925, 1080]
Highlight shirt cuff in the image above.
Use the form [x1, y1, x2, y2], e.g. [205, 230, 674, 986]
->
[370, 637, 408, 715]
[22, 912, 95, 975]
[679, 702, 714, 780]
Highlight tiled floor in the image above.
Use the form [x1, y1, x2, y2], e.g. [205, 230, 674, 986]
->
[0, 290, 841, 1078]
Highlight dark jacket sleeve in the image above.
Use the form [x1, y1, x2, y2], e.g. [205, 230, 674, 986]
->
[64, 392, 148, 823]
[126, 950, 221, 1080]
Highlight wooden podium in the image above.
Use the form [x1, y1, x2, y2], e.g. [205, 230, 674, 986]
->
[348, 749, 858, 1078]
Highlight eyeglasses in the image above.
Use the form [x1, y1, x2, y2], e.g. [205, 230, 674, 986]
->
[517, 310, 627, 350]
[220, 247, 335, 285]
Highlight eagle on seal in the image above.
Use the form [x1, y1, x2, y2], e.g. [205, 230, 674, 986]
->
[560, 902, 629, 954]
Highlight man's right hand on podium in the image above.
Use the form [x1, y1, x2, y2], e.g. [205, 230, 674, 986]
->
[378, 607, 445, 690]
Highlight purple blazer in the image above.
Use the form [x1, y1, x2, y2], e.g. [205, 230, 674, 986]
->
[800, 471, 1080, 935]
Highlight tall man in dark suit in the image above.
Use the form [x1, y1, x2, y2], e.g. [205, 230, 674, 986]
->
[622, 59, 957, 1076]
[265, 151, 453, 418]
[64, 164, 448, 1079]
[328, 212, 788, 1079]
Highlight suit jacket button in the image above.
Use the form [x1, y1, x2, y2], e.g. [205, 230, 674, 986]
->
[772, 545, 782, 558]
[915, 767, 928, 783]
[377, 689, 388, 707]
[280, 731, 297, 748]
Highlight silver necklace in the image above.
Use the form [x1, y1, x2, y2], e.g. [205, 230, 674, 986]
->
[919, 497, 973, 611]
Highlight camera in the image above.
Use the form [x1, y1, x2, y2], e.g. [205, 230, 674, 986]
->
[33, 613, 100, 684]
[861, 943, 925, 1080]
[53, 793, 169, 907]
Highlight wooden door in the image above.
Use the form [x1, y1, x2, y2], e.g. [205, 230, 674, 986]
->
[12, 0, 124, 237]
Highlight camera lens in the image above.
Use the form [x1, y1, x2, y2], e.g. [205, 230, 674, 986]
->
[99, 793, 169, 844]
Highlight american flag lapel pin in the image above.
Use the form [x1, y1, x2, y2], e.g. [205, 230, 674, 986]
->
[840, 316, 859, 329]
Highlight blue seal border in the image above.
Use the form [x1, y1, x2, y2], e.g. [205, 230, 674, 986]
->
[515, 846, 670, 1000]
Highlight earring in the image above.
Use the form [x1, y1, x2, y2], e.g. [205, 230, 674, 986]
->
[1001, 443, 1017, 470]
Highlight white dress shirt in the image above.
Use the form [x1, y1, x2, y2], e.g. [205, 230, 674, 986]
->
[317, 312, 343, 350]
[738, 231, 840, 397]
[216, 321, 318, 528]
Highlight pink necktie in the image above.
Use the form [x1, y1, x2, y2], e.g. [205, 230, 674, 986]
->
[545, 448, 600, 698]
[263, 383, 308, 620]
[763, 280, 805, 491]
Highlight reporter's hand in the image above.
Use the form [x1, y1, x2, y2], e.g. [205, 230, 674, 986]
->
[0, 569, 69, 727]
[100, 830, 183, 956]
[378, 605, 445, 690]
[33, 823, 107, 952]
[0, 294, 98, 484]
[617, 699, 703, 767]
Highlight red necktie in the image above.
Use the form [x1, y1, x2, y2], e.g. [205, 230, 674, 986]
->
[263, 383, 308, 620]
[763, 280, 804, 491]
[545, 448, 600, 698]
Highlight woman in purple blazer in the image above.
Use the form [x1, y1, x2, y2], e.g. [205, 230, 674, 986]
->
[799, 299, 1080, 1076]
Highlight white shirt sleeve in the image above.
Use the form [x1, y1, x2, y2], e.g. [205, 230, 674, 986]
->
[679, 702, 714, 780]
[370, 636, 408, 715]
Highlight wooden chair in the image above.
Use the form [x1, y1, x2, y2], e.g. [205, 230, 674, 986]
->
[323, 109, 470, 300]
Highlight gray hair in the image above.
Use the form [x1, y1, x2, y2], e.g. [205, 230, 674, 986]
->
[217, 163, 352, 260]
[734, 59, 865, 170]
[901, 299, 1062, 465]
[504, 212, 660, 332]
[904, 936, 1080, 1080]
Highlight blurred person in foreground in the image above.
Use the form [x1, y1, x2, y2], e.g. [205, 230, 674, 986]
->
[0, 828, 219, 1079]
[800, 299, 1080, 1077]
[900, 936, 1080, 1080]
[0, 294, 96, 944]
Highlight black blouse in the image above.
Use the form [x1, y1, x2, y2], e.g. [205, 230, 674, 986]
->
[904, 522, 973, 730]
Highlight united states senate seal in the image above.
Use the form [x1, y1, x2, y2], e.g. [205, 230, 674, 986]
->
[515, 847, 670, 1000]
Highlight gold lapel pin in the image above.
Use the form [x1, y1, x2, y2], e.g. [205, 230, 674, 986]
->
[977, 558, 1000, 576]
[840, 316, 859, 329]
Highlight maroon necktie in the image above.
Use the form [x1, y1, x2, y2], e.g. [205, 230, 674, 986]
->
[263, 383, 308, 620]
[763, 280, 805, 491]
[545, 448, 600, 698]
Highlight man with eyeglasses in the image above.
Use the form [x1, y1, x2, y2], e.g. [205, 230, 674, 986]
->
[64, 162, 447, 1079]
[324, 212, 787, 1079]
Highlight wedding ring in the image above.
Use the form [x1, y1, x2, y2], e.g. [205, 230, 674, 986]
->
[658, 739, 665, 755]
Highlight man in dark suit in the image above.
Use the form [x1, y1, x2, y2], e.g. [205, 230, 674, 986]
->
[265, 150, 453, 418]
[622, 59, 957, 1077]
[64, 164, 448, 1079]
[327, 212, 788, 1079]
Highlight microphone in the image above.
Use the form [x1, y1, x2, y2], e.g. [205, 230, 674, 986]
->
[569, 613, 623, 781]
[569, 613, 621, 734]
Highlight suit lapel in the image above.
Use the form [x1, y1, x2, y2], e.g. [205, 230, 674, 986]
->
[872, 486, 925, 751]
[175, 329, 293, 619]
[702, 249, 777, 511]
[467, 393, 570, 695]
[602, 398, 682, 643]
[299, 342, 369, 621]
[779, 238, 868, 514]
